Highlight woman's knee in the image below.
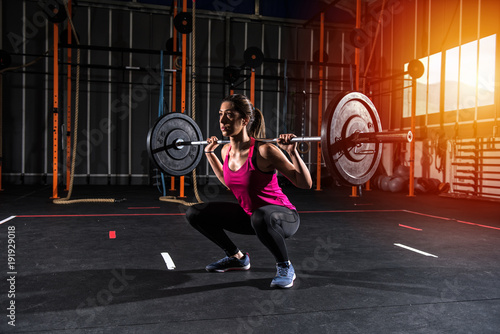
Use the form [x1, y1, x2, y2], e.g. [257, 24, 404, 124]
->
[251, 206, 300, 237]
[250, 208, 275, 233]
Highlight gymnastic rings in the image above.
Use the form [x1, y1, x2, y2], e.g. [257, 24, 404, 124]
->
[297, 141, 311, 154]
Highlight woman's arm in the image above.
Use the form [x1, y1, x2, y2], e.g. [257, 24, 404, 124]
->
[258, 134, 313, 189]
[204, 136, 227, 186]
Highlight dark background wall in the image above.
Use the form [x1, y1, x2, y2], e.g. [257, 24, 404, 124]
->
[1, 0, 355, 186]
[1, 0, 499, 192]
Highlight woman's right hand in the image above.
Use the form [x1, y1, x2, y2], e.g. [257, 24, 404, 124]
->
[205, 136, 220, 153]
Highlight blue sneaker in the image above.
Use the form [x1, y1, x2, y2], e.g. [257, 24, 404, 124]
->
[205, 253, 251, 272]
[270, 261, 296, 288]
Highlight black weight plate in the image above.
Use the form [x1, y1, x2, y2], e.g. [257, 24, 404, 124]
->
[243, 46, 264, 68]
[223, 65, 241, 84]
[173, 12, 193, 34]
[321, 92, 382, 186]
[408, 59, 425, 79]
[47, 3, 67, 23]
[147, 112, 203, 176]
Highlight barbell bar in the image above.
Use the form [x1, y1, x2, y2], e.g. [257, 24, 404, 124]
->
[147, 92, 413, 186]
[175, 136, 322, 148]
[173, 131, 411, 149]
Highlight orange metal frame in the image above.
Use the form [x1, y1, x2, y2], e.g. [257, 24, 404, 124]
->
[250, 69, 255, 104]
[170, 1, 178, 192]
[408, 78, 416, 197]
[351, 0, 362, 197]
[52, 23, 60, 199]
[179, 0, 188, 198]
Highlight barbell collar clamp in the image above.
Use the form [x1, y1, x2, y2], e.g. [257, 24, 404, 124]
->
[350, 131, 413, 144]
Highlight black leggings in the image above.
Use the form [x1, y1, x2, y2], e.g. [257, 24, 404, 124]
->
[185, 202, 300, 263]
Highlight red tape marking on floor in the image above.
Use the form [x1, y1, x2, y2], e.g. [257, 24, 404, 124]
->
[454, 219, 500, 231]
[399, 224, 422, 231]
[128, 207, 161, 210]
[403, 210, 500, 231]
[16, 213, 185, 218]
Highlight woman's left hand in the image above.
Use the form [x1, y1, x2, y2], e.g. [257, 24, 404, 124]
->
[277, 133, 297, 153]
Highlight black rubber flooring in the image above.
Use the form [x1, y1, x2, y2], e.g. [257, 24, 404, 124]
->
[1, 184, 500, 333]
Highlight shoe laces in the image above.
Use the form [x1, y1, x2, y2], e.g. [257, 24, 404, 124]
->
[277, 263, 290, 277]
[219, 256, 239, 264]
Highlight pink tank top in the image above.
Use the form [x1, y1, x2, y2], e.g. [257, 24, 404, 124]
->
[223, 138, 297, 215]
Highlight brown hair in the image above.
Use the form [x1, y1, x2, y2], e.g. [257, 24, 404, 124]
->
[222, 94, 266, 138]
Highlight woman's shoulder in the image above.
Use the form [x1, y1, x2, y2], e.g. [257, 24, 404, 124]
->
[256, 141, 281, 159]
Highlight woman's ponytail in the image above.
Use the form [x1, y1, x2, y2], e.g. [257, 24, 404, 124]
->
[248, 108, 265, 138]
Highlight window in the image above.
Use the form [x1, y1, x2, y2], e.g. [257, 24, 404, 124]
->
[403, 53, 442, 117]
[477, 35, 496, 107]
[404, 34, 496, 117]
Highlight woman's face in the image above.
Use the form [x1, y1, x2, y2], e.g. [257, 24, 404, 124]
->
[219, 101, 248, 137]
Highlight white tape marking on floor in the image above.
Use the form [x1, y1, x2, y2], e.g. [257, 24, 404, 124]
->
[394, 243, 438, 258]
[161, 252, 176, 270]
[0, 216, 16, 225]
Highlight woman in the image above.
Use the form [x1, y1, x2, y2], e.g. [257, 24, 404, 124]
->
[185, 94, 312, 288]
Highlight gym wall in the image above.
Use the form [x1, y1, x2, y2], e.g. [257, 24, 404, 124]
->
[1, 0, 353, 185]
[2, 0, 499, 198]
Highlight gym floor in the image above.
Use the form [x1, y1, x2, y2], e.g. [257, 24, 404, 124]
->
[1, 183, 500, 333]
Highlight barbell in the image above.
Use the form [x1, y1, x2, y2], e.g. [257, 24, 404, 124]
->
[146, 92, 413, 186]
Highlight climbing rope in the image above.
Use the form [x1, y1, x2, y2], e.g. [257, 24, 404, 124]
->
[0, 50, 50, 75]
[54, 0, 121, 204]
[160, 0, 203, 206]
